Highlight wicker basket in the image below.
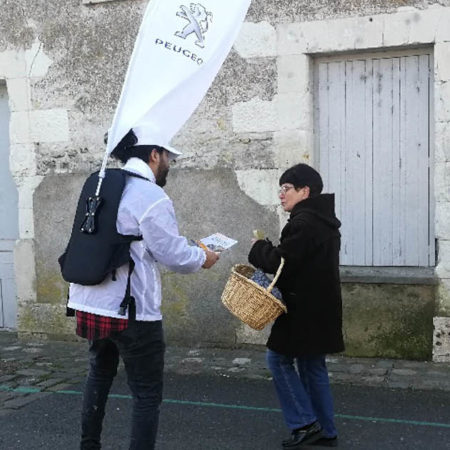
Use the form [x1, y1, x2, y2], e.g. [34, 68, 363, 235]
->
[221, 258, 287, 330]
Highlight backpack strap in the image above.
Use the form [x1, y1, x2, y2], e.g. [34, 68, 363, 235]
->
[118, 258, 136, 319]
[116, 170, 151, 319]
[66, 289, 75, 317]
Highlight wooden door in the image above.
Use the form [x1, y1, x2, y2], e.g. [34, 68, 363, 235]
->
[315, 49, 433, 266]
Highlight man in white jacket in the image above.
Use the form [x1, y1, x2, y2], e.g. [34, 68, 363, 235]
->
[68, 127, 219, 450]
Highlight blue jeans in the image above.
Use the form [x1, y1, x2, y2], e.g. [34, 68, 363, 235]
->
[266, 350, 337, 438]
[80, 320, 165, 450]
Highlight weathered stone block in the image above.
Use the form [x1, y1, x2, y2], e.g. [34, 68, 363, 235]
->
[275, 93, 311, 131]
[434, 122, 450, 163]
[17, 303, 75, 337]
[16, 176, 43, 211]
[382, 14, 411, 47]
[7, 78, 30, 112]
[10, 144, 37, 178]
[383, 10, 439, 47]
[435, 201, 450, 240]
[315, 16, 378, 52]
[18, 208, 35, 240]
[435, 6, 450, 42]
[436, 279, 450, 316]
[436, 82, 450, 123]
[349, 16, 385, 50]
[235, 21, 277, 59]
[277, 54, 310, 95]
[272, 130, 312, 169]
[277, 15, 384, 56]
[14, 240, 37, 304]
[434, 162, 450, 202]
[435, 42, 450, 83]
[274, 9, 447, 59]
[433, 316, 450, 362]
[435, 241, 450, 279]
[10, 112, 31, 145]
[342, 282, 435, 360]
[276, 23, 307, 55]
[408, 9, 444, 44]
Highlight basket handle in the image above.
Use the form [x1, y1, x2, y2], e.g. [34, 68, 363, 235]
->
[267, 257, 285, 294]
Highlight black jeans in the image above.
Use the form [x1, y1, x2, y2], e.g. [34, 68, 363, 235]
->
[80, 320, 165, 450]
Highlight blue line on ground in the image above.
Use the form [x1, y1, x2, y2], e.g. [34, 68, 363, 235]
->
[1, 384, 450, 429]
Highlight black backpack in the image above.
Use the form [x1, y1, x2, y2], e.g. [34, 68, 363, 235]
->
[58, 169, 147, 316]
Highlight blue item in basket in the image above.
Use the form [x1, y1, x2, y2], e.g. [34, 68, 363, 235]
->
[250, 269, 283, 301]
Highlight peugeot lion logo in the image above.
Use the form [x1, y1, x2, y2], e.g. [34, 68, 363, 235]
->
[175, 3, 213, 49]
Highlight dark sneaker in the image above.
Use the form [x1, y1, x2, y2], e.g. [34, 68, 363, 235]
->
[310, 436, 338, 447]
[282, 421, 323, 448]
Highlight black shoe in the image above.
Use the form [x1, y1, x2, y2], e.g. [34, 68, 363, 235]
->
[310, 436, 338, 447]
[282, 421, 323, 448]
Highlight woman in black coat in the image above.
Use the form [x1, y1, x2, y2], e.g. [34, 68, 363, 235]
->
[249, 163, 344, 449]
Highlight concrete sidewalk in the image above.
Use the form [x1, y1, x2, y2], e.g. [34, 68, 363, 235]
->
[1, 330, 450, 414]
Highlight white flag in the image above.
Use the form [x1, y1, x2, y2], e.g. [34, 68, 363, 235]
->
[106, 0, 252, 154]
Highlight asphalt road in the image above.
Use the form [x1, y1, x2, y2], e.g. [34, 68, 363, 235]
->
[1, 371, 450, 449]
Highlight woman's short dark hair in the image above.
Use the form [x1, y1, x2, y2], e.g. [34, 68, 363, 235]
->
[279, 163, 323, 197]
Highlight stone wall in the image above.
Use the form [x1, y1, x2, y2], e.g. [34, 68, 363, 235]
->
[342, 283, 435, 360]
[2, 0, 450, 358]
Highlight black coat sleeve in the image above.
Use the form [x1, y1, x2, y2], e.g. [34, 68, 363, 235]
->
[248, 239, 282, 274]
[248, 220, 312, 276]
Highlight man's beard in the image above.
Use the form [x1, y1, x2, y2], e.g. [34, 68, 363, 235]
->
[155, 167, 169, 187]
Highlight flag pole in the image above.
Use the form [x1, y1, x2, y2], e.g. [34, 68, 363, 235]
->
[95, 150, 109, 197]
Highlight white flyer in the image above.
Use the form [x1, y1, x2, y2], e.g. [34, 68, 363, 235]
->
[200, 233, 238, 252]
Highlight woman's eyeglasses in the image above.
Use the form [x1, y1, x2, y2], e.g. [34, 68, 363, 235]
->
[279, 184, 295, 195]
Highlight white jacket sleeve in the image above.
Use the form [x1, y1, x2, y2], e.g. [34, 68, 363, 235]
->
[139, 197, 206, 274]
